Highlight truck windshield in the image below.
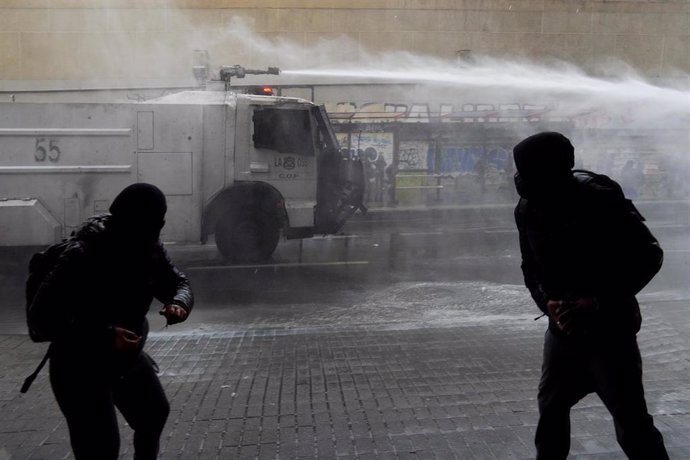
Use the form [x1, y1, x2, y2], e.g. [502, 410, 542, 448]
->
[253, 108, 314, 156]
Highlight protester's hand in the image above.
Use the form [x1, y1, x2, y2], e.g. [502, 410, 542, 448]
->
[159, 304, 188, 326]
[548, 297, 598, 335]
[113, 326, 142, 352]
[546, 299, 564, 321]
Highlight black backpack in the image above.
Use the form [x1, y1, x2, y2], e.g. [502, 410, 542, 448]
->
[572, 169, 663, 295]
[21, 239, 71, 393]
[25, 239, 72, 343]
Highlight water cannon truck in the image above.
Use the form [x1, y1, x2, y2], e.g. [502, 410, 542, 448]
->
[0, 64, 365, 262]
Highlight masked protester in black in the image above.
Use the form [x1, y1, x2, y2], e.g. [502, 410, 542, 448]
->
[27, 183, 194, 460]
[513, 132, 668, 460]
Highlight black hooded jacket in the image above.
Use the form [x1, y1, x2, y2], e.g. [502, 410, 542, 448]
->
[515, 170, 662, 336]
[27, 214, 194, 353]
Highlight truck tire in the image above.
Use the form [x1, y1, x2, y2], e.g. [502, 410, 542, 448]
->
[215, 209, 280, 263]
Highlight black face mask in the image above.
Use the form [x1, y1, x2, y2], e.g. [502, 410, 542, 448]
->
[108, 216, 164, 255]
[514, 171, 572, 202]
[514, 172, 528, 199]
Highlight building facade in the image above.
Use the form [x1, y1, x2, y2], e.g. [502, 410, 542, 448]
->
[0, 1, 688, 86]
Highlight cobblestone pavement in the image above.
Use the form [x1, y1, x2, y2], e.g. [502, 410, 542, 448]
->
[1, 297, 689, 459]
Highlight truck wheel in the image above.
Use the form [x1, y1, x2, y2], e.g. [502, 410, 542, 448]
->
[215, 210, 280, 263]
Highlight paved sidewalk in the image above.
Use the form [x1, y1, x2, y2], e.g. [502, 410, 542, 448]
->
[1, 301, 689, 459]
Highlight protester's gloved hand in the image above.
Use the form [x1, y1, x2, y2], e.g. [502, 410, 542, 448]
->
[546, 297, 598, 335]
[159, 304, 188, 326]
[113, 326, 142, 352]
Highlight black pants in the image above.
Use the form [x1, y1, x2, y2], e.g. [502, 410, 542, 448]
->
[535, 329, 668, 460]
[49, 350, 169, 460]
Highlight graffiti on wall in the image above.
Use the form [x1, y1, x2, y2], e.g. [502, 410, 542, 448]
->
[431, 146, 513, 174]
[335, 132, 394, 166]
[398, 141, 430, 170]
[328, 102, 432, 123]
[333, 132, 514, 174]
[326, 100, 639, 128]
[326, 101, 551, 123]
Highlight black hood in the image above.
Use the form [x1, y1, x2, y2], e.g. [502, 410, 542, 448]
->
[108, 183, 167, 250]
[513, 132, 575, 200]
[110, 183, 167, 226]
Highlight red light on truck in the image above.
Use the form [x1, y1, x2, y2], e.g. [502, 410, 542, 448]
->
[246, 86, 274, 96]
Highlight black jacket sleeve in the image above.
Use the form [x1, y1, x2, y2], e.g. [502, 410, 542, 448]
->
[152, 244, 194, 313]
[515, 202, 549, 314]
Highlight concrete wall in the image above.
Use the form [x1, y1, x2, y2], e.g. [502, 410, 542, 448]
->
[0, 1, 688, 87]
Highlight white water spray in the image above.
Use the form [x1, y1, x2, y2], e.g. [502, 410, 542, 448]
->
[211, 17, 689, 128]
[283, 58, 690, 127]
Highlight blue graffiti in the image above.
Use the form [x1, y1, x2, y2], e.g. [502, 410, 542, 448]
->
[427, 146, 511, 173]
[487, 147, 511, 171]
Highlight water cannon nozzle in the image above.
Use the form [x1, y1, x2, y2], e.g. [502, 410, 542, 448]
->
[219, 65, 281, 82]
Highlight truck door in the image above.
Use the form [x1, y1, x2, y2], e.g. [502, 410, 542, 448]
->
[234, 100, 318, 229]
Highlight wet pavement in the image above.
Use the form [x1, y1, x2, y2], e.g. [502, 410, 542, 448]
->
[1, 204, 690, 459]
